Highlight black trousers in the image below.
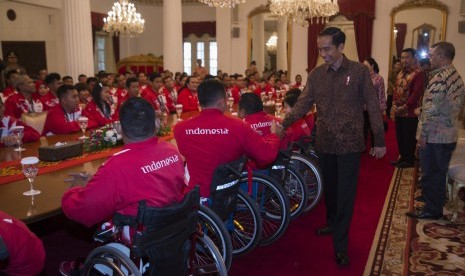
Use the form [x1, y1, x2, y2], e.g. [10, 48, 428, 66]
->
[394, 116, 418, 163]
[386, 95, 393, 120]
[419, 142, 456, 216]
[318, 152, 361, 253]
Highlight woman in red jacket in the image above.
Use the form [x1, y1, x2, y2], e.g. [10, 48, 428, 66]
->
[83, 83, 116, 128]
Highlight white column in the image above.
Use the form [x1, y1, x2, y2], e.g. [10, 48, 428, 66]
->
[63, 0, 94, 80]
[163, 0, 183, 73]
[252, 14, 265, 76]
[276, 17, 288, 72]
[216, 8, 232, 74]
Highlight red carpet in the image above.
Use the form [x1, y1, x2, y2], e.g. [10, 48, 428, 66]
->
[228, 121, 398, 275]
[35, 123, 398, 275]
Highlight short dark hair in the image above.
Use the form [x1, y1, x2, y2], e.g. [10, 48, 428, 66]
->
[45, 73, 61, 85]
[319, 27, 346, 47]
[283, 88, 301, 108]
[57, 84, 75, 100]
[149, 73, 162, 82]
[197, 79, 226, 107]
[126, 77, 138, 88]
[78, 74, 87, 79]
[119, 97, 155, 140]
[364, 57, 380, 74]
[86, 77, 98, 85]
[401, 48, 416, 58]
[74, 83, 88, 92]
[431, 41, 455, 60]
[162, 75, 172, 84]
[238, 93, 263, 115]
[6, 69, 18, 80]
[63, 75, 73, 82]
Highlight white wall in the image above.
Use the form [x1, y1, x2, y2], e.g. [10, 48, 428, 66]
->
[0, 0, 65, 74]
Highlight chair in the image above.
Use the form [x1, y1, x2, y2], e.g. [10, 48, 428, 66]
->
[447, 164, 465, 222]
[81, 187, 227, 276]
[21, 112, 47, 134]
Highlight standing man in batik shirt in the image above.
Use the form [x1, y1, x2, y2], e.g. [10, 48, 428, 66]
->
[282, 27, 386, 266]
[406, 42, 465, 220]
[391, 48, 426, 168]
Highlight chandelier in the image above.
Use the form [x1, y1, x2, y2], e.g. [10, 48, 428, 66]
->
[266, 32, 278, 54]
[103, 0, 145, 37]
[198, 0, 246, 8]
[269, 0, 339, 27]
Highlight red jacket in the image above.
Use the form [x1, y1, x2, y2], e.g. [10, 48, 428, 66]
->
[281, 114, 314, 148]
[141, 88, 163, 112]
[243, 111, 281, 136]
[229, 86, 241, 104]
[35, 92, 58, 111]
[4, 93, 43, 120]
[174, 109, 280, 197]
[1, 86, 17, 99]
[62, 137, 186, 227]
[0, 211, 45, 276]
[82, 101, 115, 129]
[163, 87, 178, 113]
[42, 105, 88, 135]
[177, 88, 199, 112]
[116, 88, 129, 110]
[0, 116, 40, 145]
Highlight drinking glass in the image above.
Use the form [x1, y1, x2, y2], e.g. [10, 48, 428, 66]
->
[11, 126, 25, 152]
[227, 97, 234, 112]
[175, 104, 183, 121]
[260, 92, 267, 102]
[275, 102, 283, 114]
[21, 156, 41, 196]
[112, 121, 122, 135]
[276, 90, 282, 100]
[77, 116, 89, 139]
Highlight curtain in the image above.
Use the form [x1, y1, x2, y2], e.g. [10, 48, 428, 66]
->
[307, 23, 325, 71]
[91, 12, 120, 64]
[353, 13, 374, 62]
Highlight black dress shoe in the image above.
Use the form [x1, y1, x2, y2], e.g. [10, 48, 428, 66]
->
[415, 195, 425, 202]
[390, 159, 402, 166]
[315, 226, 332, 235]
[406, 210, 442, 220]
[335, 251, 350, 265]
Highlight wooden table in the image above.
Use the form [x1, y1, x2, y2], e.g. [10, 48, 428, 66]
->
[0, 113, 194, 224]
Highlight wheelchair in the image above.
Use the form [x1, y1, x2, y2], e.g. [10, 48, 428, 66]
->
[267, 149, 308, 219]
[198, 156, 263, 259]
[291, 137, 323, 213]
[81, 187, 227, 276]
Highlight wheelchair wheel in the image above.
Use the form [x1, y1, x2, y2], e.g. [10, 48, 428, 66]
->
[190, 235, 228, 276]
[290, 153, 323, 213]
[239, 172, 290, 246]
[226, 189, 263, 256]
[198, 205, 233, 270]
[273, 167, 308, 219]
[81, 245, 141, 276]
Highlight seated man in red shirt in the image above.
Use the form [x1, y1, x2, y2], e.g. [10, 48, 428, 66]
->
[281, 89, 315, 148]
[62, 96, 185, 227]
[177, 76, 200, 112]
[174, 79, 282, 197]
[4, 74, 43, 120]
[60, 97, 186, 275]
[40, 73, 62, 111]
[0, 98, 40, 146]
[0, 210, 46, 276]
[238, 93, 281, 136]
[1, 69, 19, 100]
[42, 84, 95, 136]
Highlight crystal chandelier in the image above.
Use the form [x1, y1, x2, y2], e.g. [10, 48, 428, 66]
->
[269, 0, 339, 27]
[266, 32, 278, 54]
[103, 0, 145, 37]
[198, 0, 246, 8]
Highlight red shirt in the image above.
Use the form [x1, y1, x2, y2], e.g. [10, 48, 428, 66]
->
[163, 87, 178, 113]
[0, 116, 40, 145]
[177, 88, 199, 112]
[116, 88, 129, 110]
[0, 211, 45, 276]
[42, 105, 86, 135]
[36, 92, 58, 111]
[229, 86, 241, 104]
[82, 101, 114, 129]
[1, 86, 17, 99]
[62, 137, 186, 227]
[4, 93, 43, 120]
[281, 115, 314, 148]
[243, 111, 281, 136]
[141, 87, 163, 112]
[174, 109, 280, 197]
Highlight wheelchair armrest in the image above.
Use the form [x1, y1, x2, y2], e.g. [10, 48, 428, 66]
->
[223, 156, 248, 177]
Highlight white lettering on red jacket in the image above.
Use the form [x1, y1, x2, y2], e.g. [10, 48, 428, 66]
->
[185, 127, 230, 135]
[141, 154, 180, 173]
